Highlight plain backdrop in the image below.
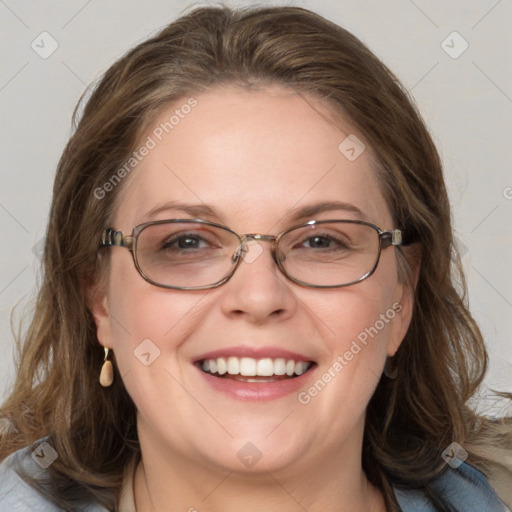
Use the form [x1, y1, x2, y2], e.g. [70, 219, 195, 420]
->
[0, 0, 511, 415]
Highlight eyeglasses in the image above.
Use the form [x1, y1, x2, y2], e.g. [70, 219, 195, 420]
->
[100, 219, 403, 290]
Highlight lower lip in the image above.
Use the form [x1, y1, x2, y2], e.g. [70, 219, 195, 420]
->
[195, 365, 316, 401]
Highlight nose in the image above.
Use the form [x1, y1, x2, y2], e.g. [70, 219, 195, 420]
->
[219, 238, 298, 324]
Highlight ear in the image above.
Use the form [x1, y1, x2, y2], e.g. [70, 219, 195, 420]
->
[386, 247, 420, 356]
[87, 280, 113, 350]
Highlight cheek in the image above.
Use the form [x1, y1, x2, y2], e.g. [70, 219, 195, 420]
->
[105, 253, 208, 379]
[298, 261, 401, 411]
[317, 287, 395, 372]
[293, 296, 391, 445]
[310, 259, 400, 356]
[104, 257, 217, 433]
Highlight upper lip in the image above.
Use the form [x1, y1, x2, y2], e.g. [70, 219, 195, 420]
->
[193, 346, 315, 363]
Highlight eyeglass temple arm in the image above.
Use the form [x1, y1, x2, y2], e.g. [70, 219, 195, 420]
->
[100, 228, 134, 249]
[380, 229, 403, 247]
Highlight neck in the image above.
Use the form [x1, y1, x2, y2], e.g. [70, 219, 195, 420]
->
[133, 431, 387, 512]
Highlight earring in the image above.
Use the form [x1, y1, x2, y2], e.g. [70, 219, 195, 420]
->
[383, 356, 398, 379]
[99, 347, 114, 387]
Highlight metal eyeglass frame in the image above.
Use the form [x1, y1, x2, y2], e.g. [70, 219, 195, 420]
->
[100, 218, 403, 290]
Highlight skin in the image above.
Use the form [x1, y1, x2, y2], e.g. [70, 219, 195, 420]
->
[91, 84, 414, 512]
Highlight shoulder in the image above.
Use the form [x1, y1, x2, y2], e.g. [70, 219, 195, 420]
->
[394, 461, 510, 511]
[0, 441, 108, 512]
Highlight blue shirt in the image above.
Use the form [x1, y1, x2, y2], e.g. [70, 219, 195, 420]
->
[0, 443, 509, 511]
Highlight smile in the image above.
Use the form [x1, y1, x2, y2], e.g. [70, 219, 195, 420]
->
[193, 346, 317, 400]
[198, 356, 314, 382]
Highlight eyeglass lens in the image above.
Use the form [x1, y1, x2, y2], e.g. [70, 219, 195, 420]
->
[134, 221, 381, 289]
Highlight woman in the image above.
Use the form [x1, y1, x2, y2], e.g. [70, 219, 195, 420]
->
[0, 6, 510, 511]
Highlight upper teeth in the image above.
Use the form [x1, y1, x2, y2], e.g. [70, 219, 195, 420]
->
[201, 357, 311, 377]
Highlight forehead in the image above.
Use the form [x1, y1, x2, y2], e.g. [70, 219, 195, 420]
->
[114, 85, 392, 232]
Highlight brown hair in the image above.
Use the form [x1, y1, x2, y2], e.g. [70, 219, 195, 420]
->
[1, 6, 510, 511]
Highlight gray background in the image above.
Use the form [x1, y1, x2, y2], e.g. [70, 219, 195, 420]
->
[1, 0, 511, 415]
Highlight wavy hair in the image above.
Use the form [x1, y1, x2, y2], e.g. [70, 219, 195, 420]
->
[1, 6, 510, 511]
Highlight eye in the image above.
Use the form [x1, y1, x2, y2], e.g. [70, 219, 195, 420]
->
[298, 234, 351, 250]
[302, 235, 337, 249]
[162, 233, 216, 251]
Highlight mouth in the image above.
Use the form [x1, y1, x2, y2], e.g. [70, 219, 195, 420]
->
[196, 356, 315, 383]
[193, 346, 317, 401]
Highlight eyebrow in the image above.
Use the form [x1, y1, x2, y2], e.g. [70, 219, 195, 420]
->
[286, 201, 366, 222]
[144, 201, 219, 221]
[142, 200, 366, 225]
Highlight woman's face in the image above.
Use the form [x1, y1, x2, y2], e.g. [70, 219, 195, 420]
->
[92, 85, 413, 475]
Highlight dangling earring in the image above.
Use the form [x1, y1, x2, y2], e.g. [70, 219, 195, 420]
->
[99, 347, 114, 387]
[383, 356, 398, 379]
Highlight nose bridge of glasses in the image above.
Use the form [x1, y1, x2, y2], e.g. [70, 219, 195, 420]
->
[241, 234, 279, 255]
[232, 233, 279, 263]
[244, 233, 277, 243]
